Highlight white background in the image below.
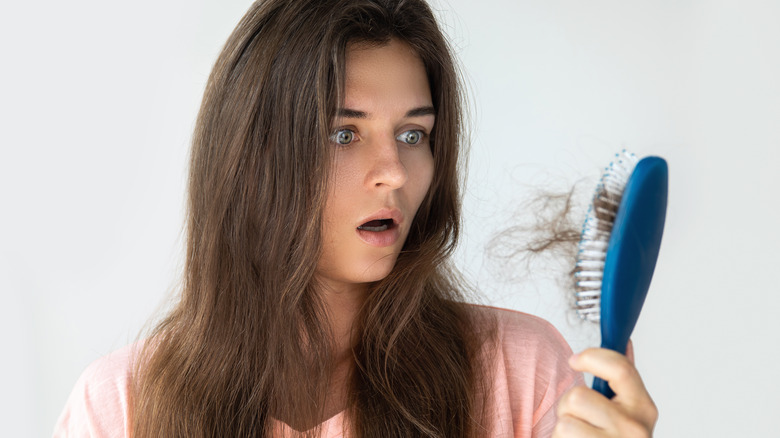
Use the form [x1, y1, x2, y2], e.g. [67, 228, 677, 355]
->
[2, 0, 779, 436]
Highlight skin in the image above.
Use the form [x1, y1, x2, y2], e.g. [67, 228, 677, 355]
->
[314, 38, 435, 419]
[554, 341, 659, 437]
[316, 37, 434, 316]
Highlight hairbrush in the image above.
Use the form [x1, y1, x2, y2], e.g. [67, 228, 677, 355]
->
[574, 150, 668, 399]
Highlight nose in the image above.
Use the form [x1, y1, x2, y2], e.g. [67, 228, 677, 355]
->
[364, 135, 408, 190]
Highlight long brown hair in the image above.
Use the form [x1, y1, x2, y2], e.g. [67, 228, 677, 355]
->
[131, 0, 492, 436]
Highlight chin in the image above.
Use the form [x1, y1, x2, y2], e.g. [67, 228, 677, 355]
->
[358, 255, 400, 283]
[316, 249, 403, 291]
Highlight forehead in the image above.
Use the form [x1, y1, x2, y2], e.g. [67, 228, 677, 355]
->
[343, 39, 432, 110]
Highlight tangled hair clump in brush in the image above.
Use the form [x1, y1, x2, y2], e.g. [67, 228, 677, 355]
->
[486, 185, 588, 314]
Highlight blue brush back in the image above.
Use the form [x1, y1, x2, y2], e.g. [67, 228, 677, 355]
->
[592, 156, 668, 398]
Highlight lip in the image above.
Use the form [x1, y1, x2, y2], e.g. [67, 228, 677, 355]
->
[356, 208, 404, 247]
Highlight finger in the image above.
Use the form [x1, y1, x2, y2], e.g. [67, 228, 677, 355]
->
[569, 349, 658, 429]
[569, 348, 650, 407]
[552, 413, 603, 438]
[556, 385, 615, 431]
[626, 339, 635, 364]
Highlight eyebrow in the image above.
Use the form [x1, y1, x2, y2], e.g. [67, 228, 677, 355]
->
[335, 106, 436, 119]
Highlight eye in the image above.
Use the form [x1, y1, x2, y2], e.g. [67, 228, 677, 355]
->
[330, 129, 355, 145]
[396, 129, 425, 145]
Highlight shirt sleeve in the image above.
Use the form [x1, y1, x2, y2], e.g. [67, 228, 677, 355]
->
[485, 306, 585, 438]
[53, 344, 136, 438]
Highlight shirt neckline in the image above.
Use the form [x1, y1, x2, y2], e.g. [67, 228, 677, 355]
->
[272, 410, 346, 435]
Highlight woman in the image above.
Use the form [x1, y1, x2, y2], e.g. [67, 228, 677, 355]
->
[54, 0, 657, 436]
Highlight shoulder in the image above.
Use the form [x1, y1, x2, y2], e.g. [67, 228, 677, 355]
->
[467, 304, 574, 357]
[466, 305, 584, 437]
[53, 342, 140, 438]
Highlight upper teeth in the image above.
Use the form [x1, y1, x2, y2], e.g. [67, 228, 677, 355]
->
[359, 219, 391, 232]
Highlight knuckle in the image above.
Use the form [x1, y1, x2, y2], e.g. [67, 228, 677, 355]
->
[613, 360, 638, 383]
[552, 415, 576, 437]
[646, 399, 659, 424]
[556, 391, 571, 414]
[620, 419, 651, 438]
[566, 385, 589, 406]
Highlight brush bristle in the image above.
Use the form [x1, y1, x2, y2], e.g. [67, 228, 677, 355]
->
[574, 150, 638, 322]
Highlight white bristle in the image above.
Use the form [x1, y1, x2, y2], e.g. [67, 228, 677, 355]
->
[576, 298, 601, 307]
[575, 289, 601, 298]
[576, 280, 602, 289]
[595, 207, 617, 218]
[574, 270, 603, 278]
[580, 240, 608, 249]
[576, 260, 605, 269]
[578, 250, 606, 259]
[574, 150, 639, 321]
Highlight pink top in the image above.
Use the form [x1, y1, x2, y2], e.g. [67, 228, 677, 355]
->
[53, 306, 583, 437]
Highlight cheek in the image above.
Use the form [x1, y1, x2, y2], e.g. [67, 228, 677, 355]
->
[325, 157, 352, 212]
[411, 149, 435, 202]
[321, 169, 342, 242]
[322, 155, 363, 243]
[330, 154, 363, 193]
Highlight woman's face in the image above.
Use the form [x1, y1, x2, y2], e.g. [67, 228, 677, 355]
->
[316, 39, 435, 294]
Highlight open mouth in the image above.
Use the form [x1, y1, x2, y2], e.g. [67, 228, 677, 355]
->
[357, 218, 395, 232]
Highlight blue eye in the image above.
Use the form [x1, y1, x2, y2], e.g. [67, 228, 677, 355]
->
[330, 129, 355, 145]
[396, 130, 425, 145]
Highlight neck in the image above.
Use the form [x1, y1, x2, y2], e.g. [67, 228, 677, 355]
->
[319, 281, 368, 361]
[316, 281, 368, 423]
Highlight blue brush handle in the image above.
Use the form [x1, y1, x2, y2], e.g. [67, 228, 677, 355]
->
[592, 156, 668, 399]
